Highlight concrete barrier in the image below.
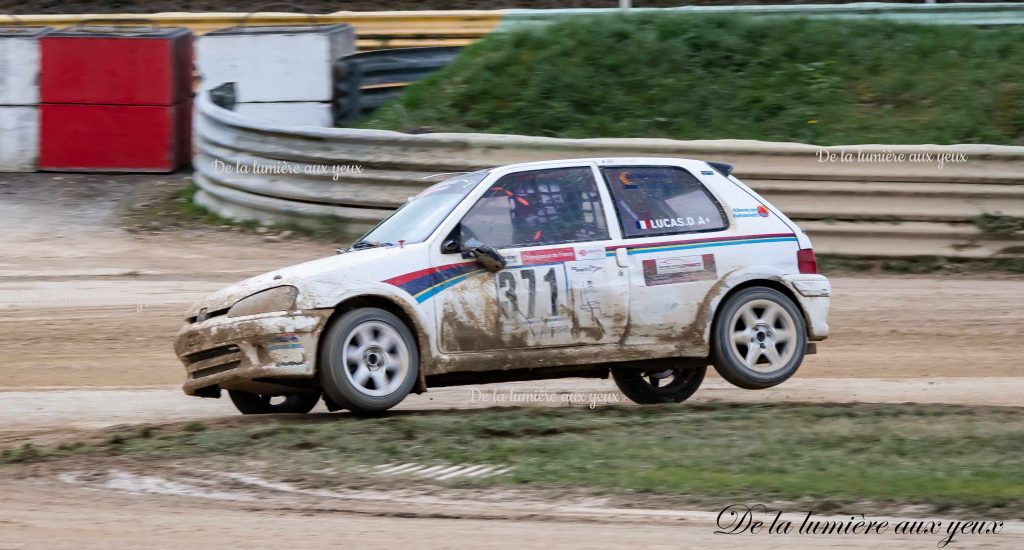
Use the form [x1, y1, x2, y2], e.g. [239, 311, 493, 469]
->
[194, 94, 1024, 259]
[197, 24, 354, 102]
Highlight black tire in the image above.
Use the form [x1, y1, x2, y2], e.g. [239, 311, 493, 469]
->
[711, 287, 807, 390]
[319, 307, 419, 413]
[611, 364, 706, 404]
[227, 390, 319, 415]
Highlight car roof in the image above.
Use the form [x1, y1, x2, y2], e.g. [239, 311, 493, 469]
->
[488, 157, 708, 173]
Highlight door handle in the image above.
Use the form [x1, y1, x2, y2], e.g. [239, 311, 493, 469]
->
[614, 247, 629, 268]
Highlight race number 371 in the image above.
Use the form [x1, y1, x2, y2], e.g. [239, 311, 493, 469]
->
[496, 266, 568, 320]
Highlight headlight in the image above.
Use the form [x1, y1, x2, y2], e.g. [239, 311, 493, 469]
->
[227, 286, 298, 318]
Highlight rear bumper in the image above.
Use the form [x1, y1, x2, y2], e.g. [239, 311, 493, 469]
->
[174, 309, 332, 396]
[782, 274, 831, 341]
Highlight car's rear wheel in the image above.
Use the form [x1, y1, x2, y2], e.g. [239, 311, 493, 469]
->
[611, 364, 706, 404]
[711, 287, 807, 389]
[227, 390, 319, 415]
[319, 307, 419, 413]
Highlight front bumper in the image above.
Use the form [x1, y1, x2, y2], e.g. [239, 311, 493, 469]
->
[174, 309, 332, 396]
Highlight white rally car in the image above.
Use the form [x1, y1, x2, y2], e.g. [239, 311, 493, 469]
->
[175, 158, 830, 415]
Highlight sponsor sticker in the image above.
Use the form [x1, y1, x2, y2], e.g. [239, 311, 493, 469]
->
[521, 247, 576, 265]
[570, 264, 604, 273]
[701, 170, 714, 175]
[575, 246, 605, 260]
[503, 251, 522, 267]
[636, 216, 713, 230]
[642, 254, 717, 286]
[732, 205, 771, 219]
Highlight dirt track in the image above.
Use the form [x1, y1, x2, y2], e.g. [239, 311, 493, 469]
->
[1, 473, 1019, 550]
[3, 175, 1022, 387]
[7, 274, 1024, 389]
[4, 251, 1023, 386]
[1, 175, 1022, 548]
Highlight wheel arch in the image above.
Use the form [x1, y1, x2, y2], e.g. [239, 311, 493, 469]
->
[707, 278, 808, 345]
[321, 294, 431, 393]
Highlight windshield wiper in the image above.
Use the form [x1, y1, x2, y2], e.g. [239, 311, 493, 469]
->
[350, 240, 393, 251]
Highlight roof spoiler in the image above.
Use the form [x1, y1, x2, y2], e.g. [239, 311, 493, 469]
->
[707, 161, 733, 177]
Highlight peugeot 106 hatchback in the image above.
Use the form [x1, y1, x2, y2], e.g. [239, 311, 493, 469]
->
[175, 158, 831, 415]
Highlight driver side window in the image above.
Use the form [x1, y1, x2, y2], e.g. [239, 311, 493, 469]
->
[459, 167, 609, 249]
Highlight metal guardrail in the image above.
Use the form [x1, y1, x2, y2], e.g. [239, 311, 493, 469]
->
[9, 3, 1024, 52]
[194, 94, 1024, 259]
[501, 3, 1024, 28]
[334, 47, 462, 125]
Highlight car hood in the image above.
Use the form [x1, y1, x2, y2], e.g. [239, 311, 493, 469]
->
[183, 246, 418, 318]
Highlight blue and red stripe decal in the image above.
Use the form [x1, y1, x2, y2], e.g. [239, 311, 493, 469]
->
[383, 261, 486, 304]
[605, 232, 797, 256]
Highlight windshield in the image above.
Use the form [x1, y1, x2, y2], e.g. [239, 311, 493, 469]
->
[355, 170, 488, 247]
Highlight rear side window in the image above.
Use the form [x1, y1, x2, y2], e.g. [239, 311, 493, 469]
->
[460, 166, 610, 249]
[602, 166, 727, 238]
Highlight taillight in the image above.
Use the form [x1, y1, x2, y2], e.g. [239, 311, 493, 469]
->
[797, 249, 818, 274]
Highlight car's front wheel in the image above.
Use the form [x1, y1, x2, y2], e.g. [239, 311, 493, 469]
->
[611, 364, 706, 404]
[711, 286, 807, 389]
[227, 390, 320, 415]
[319, 307, 419, 413]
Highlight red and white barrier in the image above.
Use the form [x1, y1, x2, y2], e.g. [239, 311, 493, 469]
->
[38, 25, 193, 172]
[3, 21, 358, 173]
[0, 26, 49, 172]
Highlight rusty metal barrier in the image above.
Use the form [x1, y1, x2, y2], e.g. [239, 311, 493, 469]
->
[8, 11, 503, 50]
[194, 94, 1024, 259]
[10, 3, 1024, 52]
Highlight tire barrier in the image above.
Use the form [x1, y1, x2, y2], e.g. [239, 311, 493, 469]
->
[194, 93, 1024, 259]
[333, 46, 462, 125]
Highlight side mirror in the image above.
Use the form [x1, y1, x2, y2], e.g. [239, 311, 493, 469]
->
[440, 239, 462, 255]
[467, 245, 506, 273]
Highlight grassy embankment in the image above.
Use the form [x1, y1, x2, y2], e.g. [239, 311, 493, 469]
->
[364, 13, 1024, 146]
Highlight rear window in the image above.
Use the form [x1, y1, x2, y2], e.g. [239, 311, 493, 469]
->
[602, 166, 727, 238]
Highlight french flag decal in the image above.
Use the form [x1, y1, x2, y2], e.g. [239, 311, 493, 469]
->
[636, 219, 650, 230]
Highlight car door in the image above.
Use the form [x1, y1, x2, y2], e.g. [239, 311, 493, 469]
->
[599, 162, 732, 350]
[430, 164, 629, 354]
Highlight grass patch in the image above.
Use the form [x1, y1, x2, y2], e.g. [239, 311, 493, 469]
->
[6, 403, 1023, 514]
[364, 14, 1024, 145]
[974, 213, 1024, 236]
[120, 182, 358, 242]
